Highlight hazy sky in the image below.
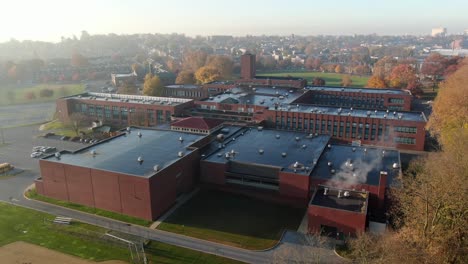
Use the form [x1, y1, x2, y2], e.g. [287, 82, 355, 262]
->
[1, 0, 467, 42]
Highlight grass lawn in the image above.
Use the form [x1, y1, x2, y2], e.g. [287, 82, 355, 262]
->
[26, 188, 153, 227]
[0, 83, 84, 106]
[157, 190, 305, 250]
[0, 202, 243, 264]
[41, 119, 84, 137]
[257, 71, 370, 88]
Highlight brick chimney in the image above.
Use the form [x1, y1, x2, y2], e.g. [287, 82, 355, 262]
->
[378, 171, 388, 209]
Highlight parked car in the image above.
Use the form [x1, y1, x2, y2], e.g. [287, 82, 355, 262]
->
[30, 152, 43, 158]
[60, 136, 70, 141]
[41, 147, 57, 153]
[32, 146, 45, 152]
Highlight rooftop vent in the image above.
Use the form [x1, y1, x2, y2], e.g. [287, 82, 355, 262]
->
[257, 126, 263, 131]
[382, 150, 386, 156]
[281, 152, 287, 157]
[137, 156, 144, 163]
[301, 144, 307, 149]
[275, 134, 280, 139]
[367, 111, 371, 117]
[178, 151, 184, 157]
[352, 147, 356, 152]
[331, 169, 336, 174]
[295, 136, 300, 142]
[327, 161, 333, 167]
[258, 149, 264, 154]
[327, 144, 332, 149]
[398, 114, 403, 119]
[153, 165, 160, 172]
[179, 136, 184, 142]
[337, 190, 343, 198]
[392, 163, 399, 169]
[54, 152, 61, 158]
[90, 150, 97, 156]
[137, 132, 142, 138]
[217, 153, 223, 157]
[216, 134, 224, 142]
[384, 114, 387, 119]
[364, 148, 367, 153]
[313, 159, 318, 165]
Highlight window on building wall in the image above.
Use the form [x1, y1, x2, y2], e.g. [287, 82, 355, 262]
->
[121, 107, 128, 120]
[112, 106, 119, 119]
[147, 109, 154, 124]
[156, 110, 163, 122]
[81, 104, 87, 113]
[389, 98, 404, 104]
[96, 105, 103, 119]
[394, 126, 417, 134]
[88, 105, 95, 116]
[105, 106, 111, 119]
[74, 103, 81, 112]
[394, 137, 416, 145]
[165, 111, 171, 122]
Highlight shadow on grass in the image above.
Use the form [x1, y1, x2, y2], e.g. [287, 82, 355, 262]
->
[157, 190, 305, 250]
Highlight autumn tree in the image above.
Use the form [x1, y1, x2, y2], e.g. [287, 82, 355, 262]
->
[421, 53, 447, 80]
[366, 76, 387, 88]
[71, 52, 88, 67]
[427, 59, 468, 149]
[175, 70, 195, 84]
[182, 50, 208, 72]
[143, 74, 164, 96]
[372, 56, 397, 79]
[341, 75, 352, 87]
[387, 64, 417, 89]
[335, 64, 344, 74]
[195, 66, 221, 84]
[205, 55, 233, 78]
[353, 65, 371, 76]
[312, 77, 326, 86]
[117, 83, 138, 95]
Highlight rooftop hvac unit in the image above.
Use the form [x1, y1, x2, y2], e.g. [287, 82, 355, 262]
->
[281, 152, 287, 157]
[137, 156, 144, 163]
[137, 132, 142, 138]
[153, 165, 160, 172]
[178, 151, 184, 157]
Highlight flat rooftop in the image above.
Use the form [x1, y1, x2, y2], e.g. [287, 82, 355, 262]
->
[66, 92, 193, 107]
[310, 186, 368, 213]
[311, 145, 400, 186]
[202, 88, 304, 108]
[43, 128, 205, 177]
[270, 104, 426, 122]
[306, 86, 410, 95]
[204, 128, 331, 175]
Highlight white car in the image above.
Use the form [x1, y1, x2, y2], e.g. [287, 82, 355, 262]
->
[30, 152, 43, 158]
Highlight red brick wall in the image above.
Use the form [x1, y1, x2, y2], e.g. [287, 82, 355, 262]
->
[308, 205, 367, 235]
[259, 109, 425, 151]
[279, 171, 310, 203]
[200, 161, 227, 185]
[39, 160, 68, 201]
[64, 165, 94, 207]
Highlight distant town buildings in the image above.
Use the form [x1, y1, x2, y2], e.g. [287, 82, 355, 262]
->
[431, 27, 447, 37]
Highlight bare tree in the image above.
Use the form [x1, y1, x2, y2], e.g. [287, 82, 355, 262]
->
[66, 113, 88, 136]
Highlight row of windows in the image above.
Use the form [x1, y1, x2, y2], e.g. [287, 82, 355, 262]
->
[394, 126, 417, 134]
[172, 127, 210, 134]
[394, 137, 416, 145]
[74, 103, 171, 124]
[274, 116, 396, 141]
[389, 98, 404, 104]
